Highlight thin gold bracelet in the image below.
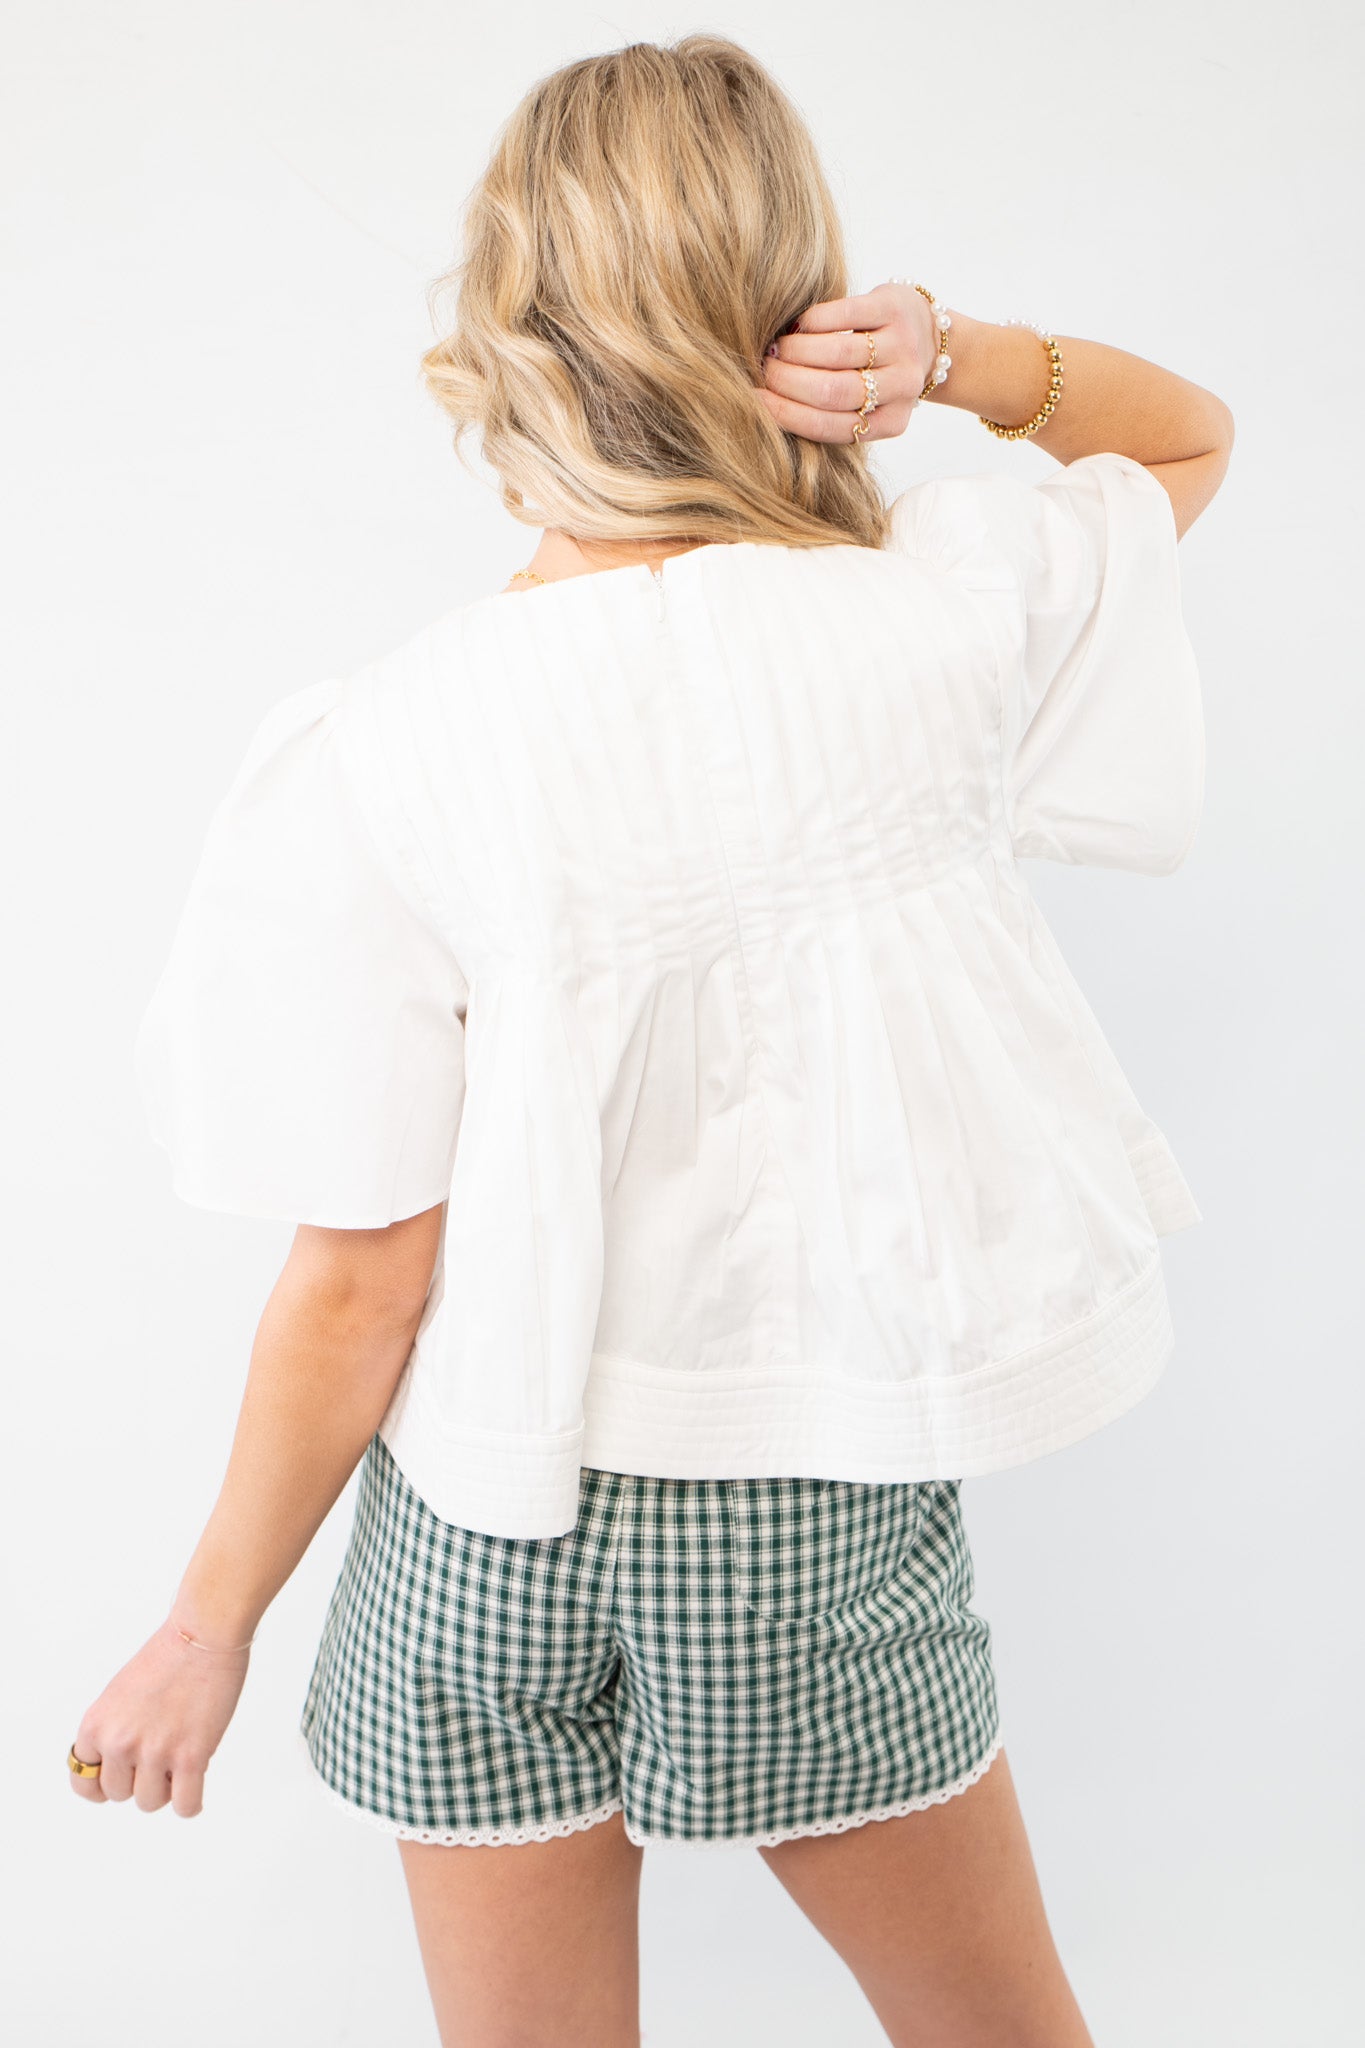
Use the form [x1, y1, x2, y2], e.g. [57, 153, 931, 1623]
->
[979, 321, 1064, 440]
[174, 1622, 256, 1652]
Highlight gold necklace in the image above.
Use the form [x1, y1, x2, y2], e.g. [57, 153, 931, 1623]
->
[508, 567, 548, 587]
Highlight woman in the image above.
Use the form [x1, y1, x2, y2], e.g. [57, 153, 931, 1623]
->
[67, 33, 1231, 2048]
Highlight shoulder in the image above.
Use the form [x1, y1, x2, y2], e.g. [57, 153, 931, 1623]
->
[885, 469, 1038, 592]
[885, 452, 1151, 598]
[225, 600, 501, 832]
[194, 676, 354, 863]
[888, 453, 1163, 561]
[230, 673, 347, 783]
[246, 610, 471, 774]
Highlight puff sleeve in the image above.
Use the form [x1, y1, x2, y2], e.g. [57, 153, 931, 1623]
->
[134, 676, 469, 1227]
[890, 451, 1206, 874]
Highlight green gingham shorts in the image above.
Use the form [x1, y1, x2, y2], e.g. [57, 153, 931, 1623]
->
[297, 1431, 1003, 1850]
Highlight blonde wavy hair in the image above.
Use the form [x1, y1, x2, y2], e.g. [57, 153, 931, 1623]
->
[420, 34, 892, 554]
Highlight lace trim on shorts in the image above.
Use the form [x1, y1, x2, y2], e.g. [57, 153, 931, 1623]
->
[298, 1746, 627, 1846]
[622, 1730, 1007, 1850]
[297, 1726, 1004, 1851]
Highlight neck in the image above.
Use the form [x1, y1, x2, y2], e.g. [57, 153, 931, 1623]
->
[521, 528, 707, 583]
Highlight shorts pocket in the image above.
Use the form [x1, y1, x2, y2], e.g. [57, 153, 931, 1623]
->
[719, 1475, 929, 1629]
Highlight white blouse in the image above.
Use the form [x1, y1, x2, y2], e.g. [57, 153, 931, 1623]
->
[135, 450, 1206, 1538]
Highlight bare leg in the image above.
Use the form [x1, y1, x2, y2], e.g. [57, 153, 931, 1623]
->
[396, 1807, 644, 2048]
[757, 1747, 1095, 2048]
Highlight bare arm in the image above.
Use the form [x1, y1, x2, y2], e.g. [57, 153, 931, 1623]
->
[173, 1206, 445, 1641]
[924, 311, 1235, 539]
[760, 283, 1235, 540]
[70, 1206, 443, 1817]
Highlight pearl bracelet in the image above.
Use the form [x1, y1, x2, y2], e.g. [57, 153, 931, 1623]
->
[887, 278, 952, 399]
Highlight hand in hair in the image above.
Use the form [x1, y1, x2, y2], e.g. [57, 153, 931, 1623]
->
[758, 282, 941, 445]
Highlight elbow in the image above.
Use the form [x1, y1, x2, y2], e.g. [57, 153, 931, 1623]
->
[280, 1268, 433, 1347]
[1211, 396, 1235, 459]
[1187, 396, 1235, 470]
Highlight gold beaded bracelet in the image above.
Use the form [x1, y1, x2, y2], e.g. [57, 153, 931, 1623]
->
[979, 319, 1064, 440]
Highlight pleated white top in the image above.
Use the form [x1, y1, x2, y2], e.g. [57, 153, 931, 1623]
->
[135, 450, 1206, 1537]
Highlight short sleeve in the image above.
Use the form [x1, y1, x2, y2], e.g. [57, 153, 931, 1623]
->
[889, 451, 1206, 874]
[134, 676, 469, 1227]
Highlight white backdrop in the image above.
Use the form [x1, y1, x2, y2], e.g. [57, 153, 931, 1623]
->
[6, 4, 1361, 2043]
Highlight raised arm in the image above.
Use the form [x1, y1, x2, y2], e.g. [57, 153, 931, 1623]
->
[926, 311, 1234, 539]
[759, 282, 1234, 540]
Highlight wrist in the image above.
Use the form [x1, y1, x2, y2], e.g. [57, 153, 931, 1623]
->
[925, 310, 1053, 425]
[172, 1562, 266, 1649]
[163, 1613, 256, 1656]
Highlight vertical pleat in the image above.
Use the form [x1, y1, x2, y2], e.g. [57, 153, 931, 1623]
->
[348, 534, 1174, 1490]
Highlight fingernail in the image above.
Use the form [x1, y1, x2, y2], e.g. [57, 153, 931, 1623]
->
[765, 342, 778, 357]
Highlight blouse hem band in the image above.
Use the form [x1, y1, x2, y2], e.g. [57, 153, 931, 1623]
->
[377, 1248, 1176, 1539]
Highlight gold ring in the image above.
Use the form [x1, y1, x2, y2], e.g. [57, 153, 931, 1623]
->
[68, 1744, 102, 1778]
